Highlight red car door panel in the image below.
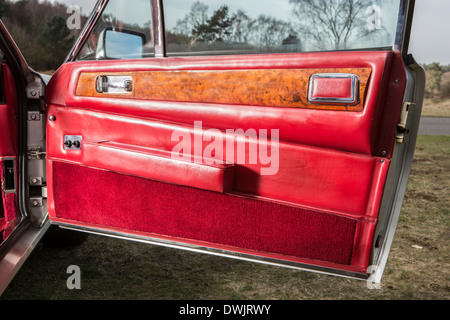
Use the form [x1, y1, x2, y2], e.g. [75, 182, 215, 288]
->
[46, 104, 390, 217]
[48, 51, 401, 156]
[44, 48, 407, 276]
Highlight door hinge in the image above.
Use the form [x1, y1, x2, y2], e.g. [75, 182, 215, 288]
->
[29, 176, 43, 186]
[396, 101, 415, 144]
[30, 197, 43, 208]
[27, 111, 41, 121]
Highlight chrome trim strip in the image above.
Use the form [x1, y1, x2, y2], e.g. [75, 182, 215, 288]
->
[95, 75, 133, 94]
[54, 222, 369, 281]
[394, 0, 415, 55]
[371, 58, 425, 284]
[65, 0, 108, 62]
[0, 220, 50, 295]
[67, 0, 164, 61]
[307, 73, 360, 105]
[152, 0, 165, 57]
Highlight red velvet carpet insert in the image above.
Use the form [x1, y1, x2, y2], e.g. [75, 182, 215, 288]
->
[52, 161, 357, 265]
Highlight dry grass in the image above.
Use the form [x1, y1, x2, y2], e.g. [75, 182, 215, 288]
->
[422, 99, 450, 118]
[1, 136, 449, 300]
[37, 70, 55, 76]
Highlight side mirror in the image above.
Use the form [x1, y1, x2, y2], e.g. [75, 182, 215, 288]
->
[96, 27, 146, 60]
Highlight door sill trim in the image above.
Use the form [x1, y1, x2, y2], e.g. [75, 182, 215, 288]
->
[53, 221, 370, 282]
[0, 219, 50, 295]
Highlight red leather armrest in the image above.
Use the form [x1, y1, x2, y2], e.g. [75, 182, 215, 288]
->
[78, 141, 235, 193]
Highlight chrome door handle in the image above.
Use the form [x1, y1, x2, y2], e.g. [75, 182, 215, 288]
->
[96, 75, 133, 94]
[307, 73, 360, 105]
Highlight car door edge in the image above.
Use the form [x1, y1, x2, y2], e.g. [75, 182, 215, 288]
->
[370, 56, 425, 284]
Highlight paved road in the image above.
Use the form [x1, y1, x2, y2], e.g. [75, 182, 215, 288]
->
[419, 117, 450, 135]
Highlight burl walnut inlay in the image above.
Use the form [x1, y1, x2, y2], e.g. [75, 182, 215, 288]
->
[76, 68, 371, 111]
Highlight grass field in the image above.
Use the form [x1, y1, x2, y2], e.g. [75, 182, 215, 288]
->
[1, 136, 449, 300]
[422, 99, 450, 118]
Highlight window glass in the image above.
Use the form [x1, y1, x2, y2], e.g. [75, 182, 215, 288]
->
[76, 0, 153, 61]
[164, 0, 401, 56]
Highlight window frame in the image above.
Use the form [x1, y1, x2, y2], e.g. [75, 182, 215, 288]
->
[66, 0, 415, 62]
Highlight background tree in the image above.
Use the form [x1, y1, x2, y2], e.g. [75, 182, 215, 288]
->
[424, 63, 445, 97]
[441, 81, 450, 99]
[192, 5, 232, 43]
[422, 63, 450, 99]
[37, 15, 75, 70]
[249, 15, 294, 49]
[1, 0, 87, 71]
[0, 0, 10, 18]
[170, 1, 295, 50]
[228, 10, 252, 44]
[173, 1, 209, 36]
[289, 0, 381, 50]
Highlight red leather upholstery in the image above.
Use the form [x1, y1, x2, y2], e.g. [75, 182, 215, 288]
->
[45, 105, 389, 218]
[308, 75, 357, 104]
[0, 64, 18, 157]
[44, 50, 407, 272]
[81, 141, 235, 193]
[47, 51, 397, 156]
[0, 64, 19, 225]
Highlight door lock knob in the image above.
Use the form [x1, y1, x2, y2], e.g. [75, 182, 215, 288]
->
[72, 140, 81, 149]
[64, 140, 73, 148]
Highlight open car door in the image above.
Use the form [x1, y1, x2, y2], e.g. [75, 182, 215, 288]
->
[43, 0, 424, 283]
[0, 19, 51, 293]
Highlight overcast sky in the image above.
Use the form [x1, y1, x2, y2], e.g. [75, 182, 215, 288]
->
[51, 0, 450, 65]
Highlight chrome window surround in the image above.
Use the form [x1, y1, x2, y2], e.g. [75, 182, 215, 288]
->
[66, 0, 416, 62]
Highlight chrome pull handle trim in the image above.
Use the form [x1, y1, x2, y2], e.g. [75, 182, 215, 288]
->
[96, 75, 133, 94]
[307, 73, 360, 105]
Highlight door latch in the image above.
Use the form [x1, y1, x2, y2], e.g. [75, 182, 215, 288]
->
[27, 146, 46, 160]
[96, 75, 133, 94]
[396, 101, 415, 144]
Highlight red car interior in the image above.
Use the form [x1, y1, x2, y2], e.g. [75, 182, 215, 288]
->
[0, 63, 19, 236]
[44, 50, 407, 274]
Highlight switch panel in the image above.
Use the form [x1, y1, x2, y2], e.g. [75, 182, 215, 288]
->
[64, 135, 83, 150]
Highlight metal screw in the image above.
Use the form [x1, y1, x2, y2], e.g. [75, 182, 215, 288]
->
[31, 114, 37, 120]
[32, 201, 38, 206]
[30, 90, 36, 97]
[49, 115, 56, 121]
[32, 178, 37, 184]
[382, 151, 387, 156]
